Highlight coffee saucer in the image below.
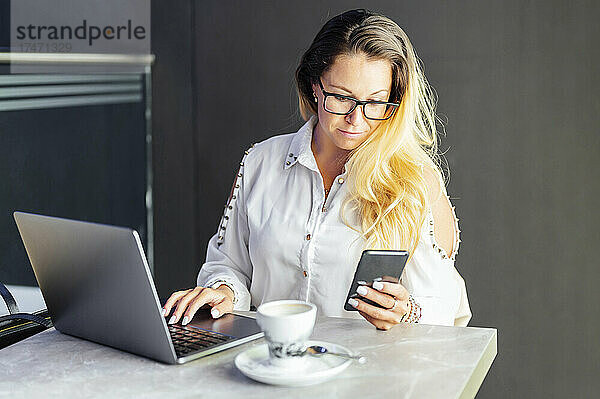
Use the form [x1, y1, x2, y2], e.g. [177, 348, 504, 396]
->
[234, 340, 353, 387]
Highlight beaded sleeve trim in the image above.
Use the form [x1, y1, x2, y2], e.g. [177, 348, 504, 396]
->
[427, 193, 461, 262]
[216, 143, 255, 247]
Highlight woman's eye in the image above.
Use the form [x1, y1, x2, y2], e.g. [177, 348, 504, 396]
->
[334, 95, 352, 102]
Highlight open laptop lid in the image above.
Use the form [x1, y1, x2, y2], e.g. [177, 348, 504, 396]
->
[13, 211, 178, 363]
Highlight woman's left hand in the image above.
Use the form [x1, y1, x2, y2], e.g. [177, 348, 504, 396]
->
[348, 277, 410, 330]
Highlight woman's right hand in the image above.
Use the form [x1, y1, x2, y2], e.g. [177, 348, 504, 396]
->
[161, 285, 235, 326]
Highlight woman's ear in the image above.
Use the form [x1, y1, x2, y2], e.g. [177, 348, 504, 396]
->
[311, 83, 319, 98]
[311, 85, 319, 102]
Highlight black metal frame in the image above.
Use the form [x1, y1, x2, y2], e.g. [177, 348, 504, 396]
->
[0, 282, 52, 350]
[317, 78, 400, 120]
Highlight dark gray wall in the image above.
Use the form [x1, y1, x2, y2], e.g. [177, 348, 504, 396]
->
[151, 0, 197, 297]
[151, 1, 600, 397]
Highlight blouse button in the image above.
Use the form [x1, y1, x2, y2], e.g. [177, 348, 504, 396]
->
[306, 234, 311, 240]
[303, 270, 308, 277]
[337, 178, 345, 184]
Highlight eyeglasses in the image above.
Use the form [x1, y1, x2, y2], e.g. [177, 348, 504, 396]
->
[317, 78, 399, 121]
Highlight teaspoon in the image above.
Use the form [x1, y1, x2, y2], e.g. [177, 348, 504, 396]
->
[306, 345, 367, 364]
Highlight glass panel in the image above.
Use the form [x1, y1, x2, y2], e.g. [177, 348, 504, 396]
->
[325, 95, 355, 114]
[364, 103, 388, 119]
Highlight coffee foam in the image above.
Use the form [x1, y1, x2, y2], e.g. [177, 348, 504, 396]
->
[260, 303, 312, 317]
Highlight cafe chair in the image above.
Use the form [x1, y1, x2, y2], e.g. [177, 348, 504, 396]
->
[0, 282, 52, 350]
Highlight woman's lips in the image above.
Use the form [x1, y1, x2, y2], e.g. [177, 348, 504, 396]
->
[338, 128, 366, 137]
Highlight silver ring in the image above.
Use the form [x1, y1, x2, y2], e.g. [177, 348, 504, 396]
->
[389, 299, 399, 311]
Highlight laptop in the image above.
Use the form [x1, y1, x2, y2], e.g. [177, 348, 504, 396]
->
[13, 211, 263, 364]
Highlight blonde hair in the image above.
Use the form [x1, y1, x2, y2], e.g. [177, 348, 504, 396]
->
[295, 9, 446, 262]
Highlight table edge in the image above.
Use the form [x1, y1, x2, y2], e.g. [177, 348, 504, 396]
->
[458, 329, 498, 399]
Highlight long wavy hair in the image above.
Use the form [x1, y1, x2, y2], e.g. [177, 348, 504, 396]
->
[295, 9, 447, 262]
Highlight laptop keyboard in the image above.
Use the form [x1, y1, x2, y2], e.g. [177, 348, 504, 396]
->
[168, 324, 235, 357]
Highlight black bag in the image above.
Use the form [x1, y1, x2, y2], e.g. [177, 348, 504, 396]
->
[0, 282, 52, 350]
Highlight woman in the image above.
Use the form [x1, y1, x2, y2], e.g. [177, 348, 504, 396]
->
[163, 9, 471, 330]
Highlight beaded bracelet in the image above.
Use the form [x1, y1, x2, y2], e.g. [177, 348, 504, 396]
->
[401, 295, 422, 324]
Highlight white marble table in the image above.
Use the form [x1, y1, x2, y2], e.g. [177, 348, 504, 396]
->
[0, 313, 496, 399]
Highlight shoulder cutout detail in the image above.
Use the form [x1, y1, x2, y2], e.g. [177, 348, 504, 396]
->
[426, 185, 461, 261]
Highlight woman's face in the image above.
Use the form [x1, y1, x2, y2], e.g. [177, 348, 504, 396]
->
[311, 52, 393, 152]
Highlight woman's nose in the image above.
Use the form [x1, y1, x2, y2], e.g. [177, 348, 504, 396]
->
[345, 104, 367, 126]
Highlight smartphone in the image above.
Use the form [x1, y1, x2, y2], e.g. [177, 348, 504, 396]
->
[344, 249, 409, 311]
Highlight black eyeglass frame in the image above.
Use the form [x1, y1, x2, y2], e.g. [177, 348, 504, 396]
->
[317, 78, 400, 121]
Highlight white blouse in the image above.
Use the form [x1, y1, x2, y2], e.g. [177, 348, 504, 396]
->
[197, 116, 472, 327]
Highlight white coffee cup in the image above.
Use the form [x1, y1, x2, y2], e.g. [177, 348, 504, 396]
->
[256, 300, 317, 369]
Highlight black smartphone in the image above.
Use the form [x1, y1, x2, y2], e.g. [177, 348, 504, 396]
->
[344, 249, 409, 311]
